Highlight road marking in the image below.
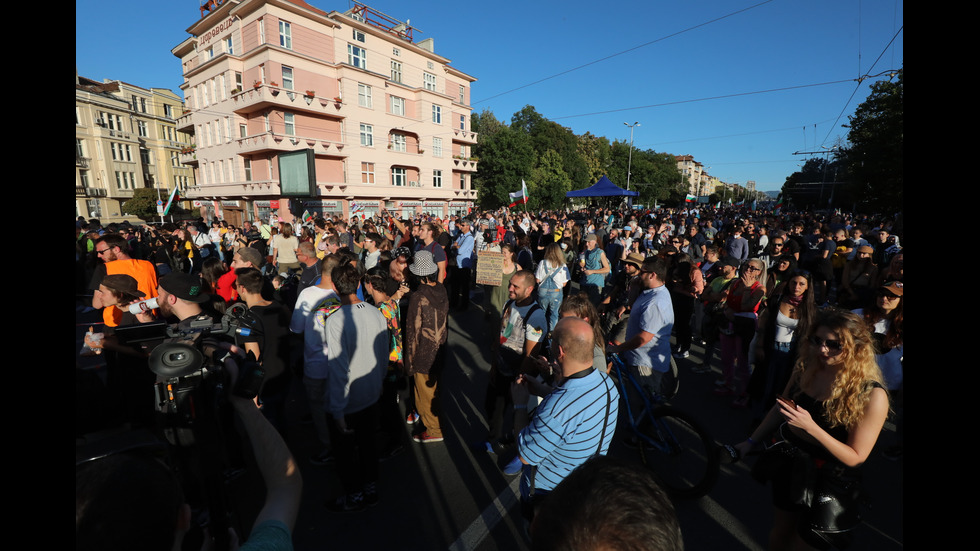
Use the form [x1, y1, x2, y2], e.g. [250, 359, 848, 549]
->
[697, 496, 765, 551]
[448, 477, 521, 551]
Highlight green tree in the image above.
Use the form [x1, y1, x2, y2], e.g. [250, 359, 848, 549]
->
[841, 68, 903, 213]
[529, 149, 572, 210]
[121, 187, 163, 220]
[473, 125, 535, 209]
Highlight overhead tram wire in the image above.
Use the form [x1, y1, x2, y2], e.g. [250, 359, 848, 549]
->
[819, 25, 903, 147]
[471, 0, 777, 105]
[549, 79, 856, 121]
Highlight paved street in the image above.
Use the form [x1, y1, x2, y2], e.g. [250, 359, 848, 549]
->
[76, 288, 903, 550]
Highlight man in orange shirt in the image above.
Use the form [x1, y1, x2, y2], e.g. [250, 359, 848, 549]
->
[89, 234, 158, 327]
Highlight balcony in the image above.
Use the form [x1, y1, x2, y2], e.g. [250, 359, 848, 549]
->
[235, 132, 347, 158]
[231, 85, 344, 119]
[176, 111, 194, 133]
[452, 128, 478, 144]
[452, 156, 479, 172]
[76, 156, 90, 169]
[179, 147, 198, 167]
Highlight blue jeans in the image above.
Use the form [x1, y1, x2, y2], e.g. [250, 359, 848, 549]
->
[537, 288, 563, 335]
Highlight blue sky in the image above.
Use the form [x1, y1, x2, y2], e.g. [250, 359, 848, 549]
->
[76, 0, 903, 193]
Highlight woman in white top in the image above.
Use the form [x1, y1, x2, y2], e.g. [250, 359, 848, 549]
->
[750, 269, 816, 417]
[272, 223, 301, 274]
[535, 243, 570, 335]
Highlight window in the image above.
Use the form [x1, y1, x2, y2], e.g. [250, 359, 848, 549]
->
[392, 47, 400, 56]
[226, 37, 234, 55]
[424, 73, 436, 91]
[140, 148, 151, 165]
[137, 120, 147, 137]
[352, 28, 364, 42]
[202, 84, 209, 107]
[244, 158, 252, 181]
[392, 167, 406, 187]
[361, 162, 375, 184]
[164, 104, 174, 118]
[284, 112, 295, 136]
[460, 173, 466, 189]
[432, 105, 442, 124]
[459, 85, 465, 104]
[433, 169, 442, 188]
[76, 139, 85, 158]
[359, 124, 373, 146]
[459, 114, 466, 131]
[240, 123, 247, 137]
[432, 137, 443, 157]
[235, 71, 243, 89]
[132, 95, 138, 111]
[279, 20, 292, 49]
[358, 84, 372, 108]
[79, 170, 89, 187]
[348, 44, 366, 68]
[140, 98, 146, 113]
[263, 113, 270, 132]
[391, 133, 406, 152]
[390, 61, 402, 83]
[390, 96, 405, 116]
[87, 199, 102, 217]
[215, 118, 223, 143]
[282, 66, 294, 90]
[427, 61, 434, 70]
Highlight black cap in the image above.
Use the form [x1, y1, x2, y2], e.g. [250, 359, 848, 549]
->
[158, 272, 211, 303]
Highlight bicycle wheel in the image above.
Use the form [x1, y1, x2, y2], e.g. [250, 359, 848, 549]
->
[639, 406, 719, 499]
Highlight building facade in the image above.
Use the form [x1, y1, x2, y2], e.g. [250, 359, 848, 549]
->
[172, 0, 478, 224]
[75, 75, 195, 223]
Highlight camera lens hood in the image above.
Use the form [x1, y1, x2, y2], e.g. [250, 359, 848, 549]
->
[149, 343, 205, 378]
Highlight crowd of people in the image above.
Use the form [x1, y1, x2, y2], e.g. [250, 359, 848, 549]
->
[75, 202, 902, 550]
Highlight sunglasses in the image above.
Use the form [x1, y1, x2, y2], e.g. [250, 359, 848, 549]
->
[809, 336, 843, 351]
[96, 248, 113, 255]
[877, 290, 899, 299]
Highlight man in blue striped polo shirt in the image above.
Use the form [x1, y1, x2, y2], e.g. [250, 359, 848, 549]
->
[517, 317, 619, 520]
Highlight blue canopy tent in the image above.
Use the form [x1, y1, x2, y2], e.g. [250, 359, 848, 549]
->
[565, 175, 639, 198]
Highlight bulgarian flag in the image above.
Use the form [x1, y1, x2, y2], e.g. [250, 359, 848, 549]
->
[715, 201, 721, 209]
[508, 179, 529, 207]
[685, 194, 696, 203]
[302, 210, 313, 223]
[163, 187, 181, 215]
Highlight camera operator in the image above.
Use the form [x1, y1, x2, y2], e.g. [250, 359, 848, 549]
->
[156, 272, 218, 330]
[232, 267, 292, 430]
[76, 346, 302, 551]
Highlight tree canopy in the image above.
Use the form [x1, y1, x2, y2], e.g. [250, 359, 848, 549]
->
[472, 106, 682, 210]
[841, 68, 903, 213]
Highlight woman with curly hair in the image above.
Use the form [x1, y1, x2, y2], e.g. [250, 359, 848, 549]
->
[735, 309, 889, 550]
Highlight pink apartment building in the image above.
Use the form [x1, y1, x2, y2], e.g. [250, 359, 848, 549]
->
[172, 0, 478, 225]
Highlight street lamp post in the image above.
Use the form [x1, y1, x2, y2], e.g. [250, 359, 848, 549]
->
[623, 122, 640, 192]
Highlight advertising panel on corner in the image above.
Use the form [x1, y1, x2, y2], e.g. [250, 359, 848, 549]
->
[278, 149, 316, 197]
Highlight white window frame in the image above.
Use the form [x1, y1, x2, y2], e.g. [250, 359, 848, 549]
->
[392, 167, 406, 187]
[284, 112, 295, 136]
[459, 114, 466, 131]
[361, 162, 375, 184]
[282, 66, 294, 90]
[391, 133, 406, 153]
[433, 169, 442, 188]
[432, 105, 442, 124]
[359, 124, 373, 146]
[390, 96, 405, 116]
[279, 20, 292, 49]
[226, 37, 234, 55]
[137, 120, 147, 137]
[424, 72, 436, 91]
[459, 85, 465, 104]
[348, 44, 366, 68]
[358, 84, 372, 108]
[432, 137, 443, 157]
[244, 158, 252, 181]
[352, 28, 365, 42]
[240, 123, 247, 138]
[390, 60, 402, 83]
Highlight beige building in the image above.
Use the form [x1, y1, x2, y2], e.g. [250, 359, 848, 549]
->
[172, 0, 478, 225]
[675, 154, 704, 198]
[75, 75, 195, 223]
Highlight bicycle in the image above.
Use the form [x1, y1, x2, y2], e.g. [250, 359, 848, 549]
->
[607, 352, 720, 499]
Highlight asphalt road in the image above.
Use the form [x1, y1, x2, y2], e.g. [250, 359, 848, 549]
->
[75, 288, 903, 550]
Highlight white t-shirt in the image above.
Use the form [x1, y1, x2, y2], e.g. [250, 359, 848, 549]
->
[291, 286, 338, 379]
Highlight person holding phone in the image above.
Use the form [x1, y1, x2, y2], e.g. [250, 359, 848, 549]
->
[735, 309, 889, 550]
